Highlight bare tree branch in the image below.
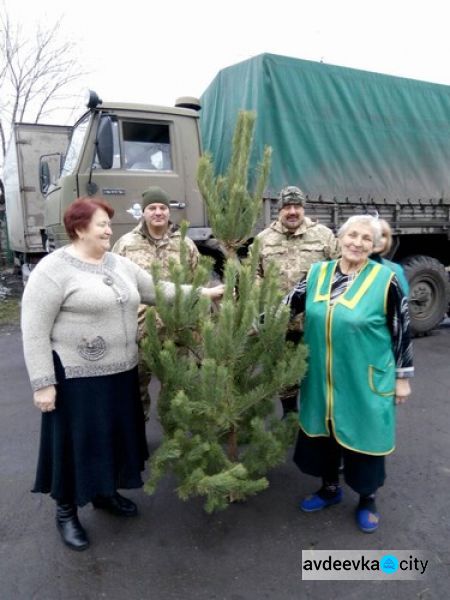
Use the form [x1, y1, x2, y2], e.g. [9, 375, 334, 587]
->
[0, 7, 87, 160]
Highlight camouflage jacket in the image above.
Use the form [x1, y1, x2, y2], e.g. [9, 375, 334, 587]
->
[254, 216, 340, 295]
[112, 221, 199, 338]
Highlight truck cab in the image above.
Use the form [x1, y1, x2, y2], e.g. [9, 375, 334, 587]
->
[44, 92, 209, 250]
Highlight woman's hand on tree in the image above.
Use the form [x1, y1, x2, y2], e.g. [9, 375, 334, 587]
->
[200, 284, 225, 300]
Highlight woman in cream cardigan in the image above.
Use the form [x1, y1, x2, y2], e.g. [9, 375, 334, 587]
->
[22, 197, 223, 551]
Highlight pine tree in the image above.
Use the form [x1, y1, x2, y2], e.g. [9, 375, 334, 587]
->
[197, 110, 271, 259]
[142, 111, 308, 513]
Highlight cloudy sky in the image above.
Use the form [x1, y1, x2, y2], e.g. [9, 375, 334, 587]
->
[4, 0, 450, 122]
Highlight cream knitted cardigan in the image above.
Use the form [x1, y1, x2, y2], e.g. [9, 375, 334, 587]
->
[21, 248, 192, 391]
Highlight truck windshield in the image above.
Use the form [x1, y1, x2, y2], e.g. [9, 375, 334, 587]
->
[61, 115, 90, 177]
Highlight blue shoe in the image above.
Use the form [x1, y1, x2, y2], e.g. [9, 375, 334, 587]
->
[356, 507, 380, 533]
[300, 488, 343, 512]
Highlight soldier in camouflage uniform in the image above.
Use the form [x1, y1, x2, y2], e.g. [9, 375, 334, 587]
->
[253, 185, 340, 416]
[112, 186, 200, 420]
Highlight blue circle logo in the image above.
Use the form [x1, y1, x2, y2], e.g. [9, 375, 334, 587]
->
[380, 554, 399, 573]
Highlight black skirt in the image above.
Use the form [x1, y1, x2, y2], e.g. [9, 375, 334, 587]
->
[32, 353, 149, 506]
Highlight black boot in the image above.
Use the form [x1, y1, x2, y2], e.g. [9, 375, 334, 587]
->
[280, 394, 298, 419]
[56, 503, 89, 551]
[92, 492, 137, 517]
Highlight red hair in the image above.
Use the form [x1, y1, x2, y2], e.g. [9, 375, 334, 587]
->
[64, 197, 115, 240]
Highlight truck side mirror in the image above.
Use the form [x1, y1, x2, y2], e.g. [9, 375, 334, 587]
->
[96, 115, 114, 169]
[39, 160, 51, 195]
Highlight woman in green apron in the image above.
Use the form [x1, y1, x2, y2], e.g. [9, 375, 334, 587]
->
[284, 215, 413, 533]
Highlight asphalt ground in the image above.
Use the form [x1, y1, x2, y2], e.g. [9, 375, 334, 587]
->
[0, 321, 449, 600]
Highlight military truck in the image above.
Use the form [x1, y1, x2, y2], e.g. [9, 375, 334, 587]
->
[200, 53, 450, 335]
[19, 55, 450, 334]
[42, 91, 211, 255]
[2, 122, 71, 274]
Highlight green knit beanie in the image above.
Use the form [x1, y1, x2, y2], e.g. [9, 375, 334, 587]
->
[141, 186, 170, 210]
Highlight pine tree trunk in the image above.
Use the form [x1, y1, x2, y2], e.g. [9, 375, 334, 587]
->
[227, 426, 238, 462]
[225, 247, 237, 261]
[224, 247, 238, 465]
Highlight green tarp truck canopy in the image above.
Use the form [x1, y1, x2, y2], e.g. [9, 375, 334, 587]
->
[200, 53, 450, 202]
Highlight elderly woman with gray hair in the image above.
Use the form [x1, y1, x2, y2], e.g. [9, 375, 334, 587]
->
[283, 215, 414, 533]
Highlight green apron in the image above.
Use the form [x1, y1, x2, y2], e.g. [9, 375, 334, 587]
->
[300, 259, 396, 455]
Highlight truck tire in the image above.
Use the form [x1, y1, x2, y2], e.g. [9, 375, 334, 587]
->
[402, 255, 449, 335]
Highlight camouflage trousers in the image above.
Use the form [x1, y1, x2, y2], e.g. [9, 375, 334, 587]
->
[137, 334, 192, 422]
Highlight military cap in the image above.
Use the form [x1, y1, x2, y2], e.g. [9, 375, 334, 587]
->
[278, 186, 306, 209]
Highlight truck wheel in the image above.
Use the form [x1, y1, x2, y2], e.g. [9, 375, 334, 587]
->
[402, 255, 449, 335]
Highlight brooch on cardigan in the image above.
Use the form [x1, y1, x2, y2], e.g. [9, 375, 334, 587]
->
[77, 336, 107, 361]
